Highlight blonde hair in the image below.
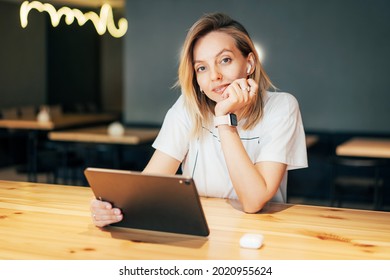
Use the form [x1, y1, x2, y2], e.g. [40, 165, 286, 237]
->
[176, 13, 274, 137]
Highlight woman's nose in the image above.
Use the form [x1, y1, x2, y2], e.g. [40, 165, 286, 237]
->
[210, 66, 222, 81]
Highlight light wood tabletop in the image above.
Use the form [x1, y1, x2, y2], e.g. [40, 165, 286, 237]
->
[49, 126, 160, 145]
[336, 137, 390, 158]
[0, 113, 118, 130]
[0, 180, 389, 260]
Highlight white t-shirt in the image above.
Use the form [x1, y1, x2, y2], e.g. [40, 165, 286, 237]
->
[152, 91, 308, 203]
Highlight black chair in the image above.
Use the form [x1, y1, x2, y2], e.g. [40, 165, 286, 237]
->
[1, 108, 25, 166]
[32, 140, 85, 185]
[330, 156, 388, 210]
[35, 146, 61, 183]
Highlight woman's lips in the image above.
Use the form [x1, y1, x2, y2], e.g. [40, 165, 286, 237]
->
[212, 84, 230, 94]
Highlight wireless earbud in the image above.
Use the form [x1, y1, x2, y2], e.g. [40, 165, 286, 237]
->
[247, 65, 251, 74]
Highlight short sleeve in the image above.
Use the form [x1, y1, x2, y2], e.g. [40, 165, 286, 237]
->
[256, 93, 308, 170]
[152, 95, 191, 162]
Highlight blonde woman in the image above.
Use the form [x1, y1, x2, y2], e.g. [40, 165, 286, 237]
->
[91, 13, 307, 227]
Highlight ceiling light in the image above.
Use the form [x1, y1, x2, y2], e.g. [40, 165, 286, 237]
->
[20, 1, 128, 38]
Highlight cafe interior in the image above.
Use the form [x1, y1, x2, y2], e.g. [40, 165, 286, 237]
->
[0, 0, 390, 262]
[1, 0, 389, 210]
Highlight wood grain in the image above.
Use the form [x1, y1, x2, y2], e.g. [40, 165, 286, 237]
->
[0, 180, 389, 259]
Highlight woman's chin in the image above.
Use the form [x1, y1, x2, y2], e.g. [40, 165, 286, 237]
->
[207, 93, 224, 103]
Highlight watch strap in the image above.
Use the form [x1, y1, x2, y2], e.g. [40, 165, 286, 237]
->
[214, 113, 237, 127]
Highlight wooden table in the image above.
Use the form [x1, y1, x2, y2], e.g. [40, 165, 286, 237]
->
[336, 137, 390, 158]
[0, 113, 118, 130]
[48, 126, 160, 145]
[1, 180, 389, 260]
[0, 113, 118, 182]
[48, 126, 160, 176]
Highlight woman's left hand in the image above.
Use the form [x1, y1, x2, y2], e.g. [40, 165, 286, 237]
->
[215, 78, 258, 116]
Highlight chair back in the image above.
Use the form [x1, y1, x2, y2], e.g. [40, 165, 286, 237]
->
[330, 155, 388, 210]
[1, 108, 19, 119]
[49, 105, 63, 118]
[19, 106, 37, 119]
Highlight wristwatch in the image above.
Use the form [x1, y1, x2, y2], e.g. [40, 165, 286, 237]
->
[214, 113, 238, 127]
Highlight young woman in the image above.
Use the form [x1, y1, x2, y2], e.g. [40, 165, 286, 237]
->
[91, 13, 307, 227]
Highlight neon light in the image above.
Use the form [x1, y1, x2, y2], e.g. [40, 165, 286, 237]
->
[20, 1, 128, 38]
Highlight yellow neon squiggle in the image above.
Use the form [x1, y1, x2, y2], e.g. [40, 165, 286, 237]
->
[20, 1, 128, 38]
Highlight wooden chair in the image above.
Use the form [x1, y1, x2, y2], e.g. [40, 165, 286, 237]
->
[1, 108, 19, 119]
[48, 105, 63, 118]
[330, 156, 387, 210]
[19, 106, 36, 119]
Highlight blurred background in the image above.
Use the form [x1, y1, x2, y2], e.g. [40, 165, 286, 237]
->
[0, 0, 389, 210]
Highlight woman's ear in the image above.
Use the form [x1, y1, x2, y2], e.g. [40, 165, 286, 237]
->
[246, 52, 255, 75]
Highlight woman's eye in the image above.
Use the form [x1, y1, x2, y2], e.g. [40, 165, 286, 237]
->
[196, 66, 206, 72]
[221, 57, 231, 64]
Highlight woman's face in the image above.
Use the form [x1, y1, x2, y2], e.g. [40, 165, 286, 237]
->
[193, 31, 250, 103]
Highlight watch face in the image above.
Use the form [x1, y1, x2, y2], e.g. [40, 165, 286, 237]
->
[229, 113, 238, 126]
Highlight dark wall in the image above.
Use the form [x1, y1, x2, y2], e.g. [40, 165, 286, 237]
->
[124, 0, 390, 134]
[0, 2, 46, 108]
[47, 21, 101, 111]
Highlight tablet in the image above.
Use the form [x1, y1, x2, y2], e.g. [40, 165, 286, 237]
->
[84, 167, 209, 236]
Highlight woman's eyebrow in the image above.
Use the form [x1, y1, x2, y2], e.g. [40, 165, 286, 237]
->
[193, 48, 233, 64]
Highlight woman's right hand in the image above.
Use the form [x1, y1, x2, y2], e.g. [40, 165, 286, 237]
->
[215, 78, 258, 117]
[90, 198, 123, 228]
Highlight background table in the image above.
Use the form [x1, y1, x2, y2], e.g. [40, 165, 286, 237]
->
[0, 113, 118, 182]
[336, 137, 390, 158]
[48, 126, 160, 145]
[0, 113, 117, 130]
[48, 126, 160, 180]
[0, 180, 389, 260]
